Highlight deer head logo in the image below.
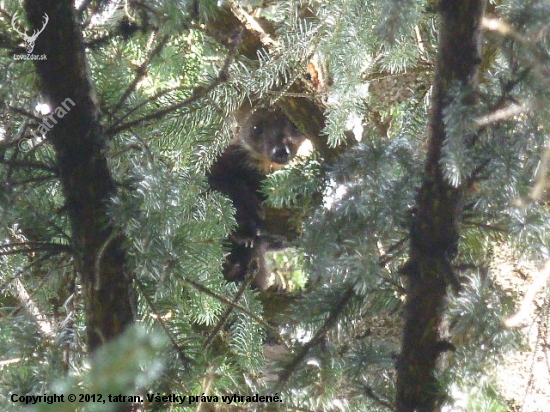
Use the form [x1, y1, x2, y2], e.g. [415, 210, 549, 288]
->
[11, 12, 49, 54]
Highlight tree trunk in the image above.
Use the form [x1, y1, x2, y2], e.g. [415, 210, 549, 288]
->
[396, 1, 486, 411]
[24, 0, 135, 351]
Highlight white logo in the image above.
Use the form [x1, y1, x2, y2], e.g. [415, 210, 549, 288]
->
[12, 12, 49, 54]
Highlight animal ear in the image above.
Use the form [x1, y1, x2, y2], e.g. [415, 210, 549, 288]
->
[234, 100, 275, 124]
[233, 100, 254, 123]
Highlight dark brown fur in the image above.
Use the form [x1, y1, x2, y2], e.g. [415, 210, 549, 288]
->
[208, 108, 306, 290]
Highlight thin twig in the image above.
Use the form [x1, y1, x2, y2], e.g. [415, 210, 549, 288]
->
[274, 284, 356, 392]
[12, 278, 56, 338]
[108, 84, 191, 133]
[106, 30, 241, 136]
[0, 241, 71, 256]
[0, 158, 57, 173]
[227, 0, 278, 49]
[111, 32, 169, 114]
[529, 143, 550, 202]
[483, 17, 550, 87]
[0, 252, 59, 309]
[364, 385, 396, 411]
[203, 267, 256, 350]
[182, 276, 274, 331]
[474, 101, 527, 128]
[505, 259, 550, 328]
[136, 280, 193, 366]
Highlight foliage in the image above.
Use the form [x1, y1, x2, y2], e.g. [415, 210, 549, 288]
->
[1, 0, 549, 411]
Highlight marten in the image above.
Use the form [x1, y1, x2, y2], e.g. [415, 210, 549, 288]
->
[208, 107, 307, 290]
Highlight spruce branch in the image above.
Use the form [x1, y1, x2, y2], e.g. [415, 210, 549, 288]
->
[6, 261, 58, 327]
[203, 266, 256, 351]
[0, 252, 59, 307]
[9, 175, 58, 185]
[0, 241, 71, 256]
[483, 17, 550, 88]
[363, 385, 396, 411]
[462, 221, 508, 233]
[504, 259, 550, 328]
[0, 158, 58, 174]
[136, 280, 193, 367]
[274, 284, 355, 392]
[196, 365, 215, 412]
[378, 237, 408, 268]
[76, 0, 93, 15]
[529, 143, 550, 203]
[12, 278, 56, 340]
[474, 101, 527, 128]
[7, 105, 43, 123]
[108, 84, 192, 134]
[105, 32, 239, 136]
[180, 275, 273, 331]
[110, 128, 156, 165]
[227, 0, 278, 49]
[0, 358, 22, 367]
[111, 32, 170, 114]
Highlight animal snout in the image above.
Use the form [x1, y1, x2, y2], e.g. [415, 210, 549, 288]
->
[271, 145, 291, 164]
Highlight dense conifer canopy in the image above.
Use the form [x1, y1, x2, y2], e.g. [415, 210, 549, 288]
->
[0, 1, 549, 411]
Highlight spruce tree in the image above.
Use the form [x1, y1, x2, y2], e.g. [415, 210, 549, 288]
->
[0, 1, 548, 412]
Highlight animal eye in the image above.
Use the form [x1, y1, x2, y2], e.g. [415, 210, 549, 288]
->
[252, 123, 264, 137]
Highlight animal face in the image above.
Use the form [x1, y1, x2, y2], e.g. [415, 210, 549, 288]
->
[240, 109, 306, 166]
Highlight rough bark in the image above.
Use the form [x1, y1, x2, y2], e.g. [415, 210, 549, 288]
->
[24, 0, 135, 351]
[396, 1, 486, 411]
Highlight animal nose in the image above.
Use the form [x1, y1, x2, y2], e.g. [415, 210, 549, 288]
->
[271, 145, 291, 164]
